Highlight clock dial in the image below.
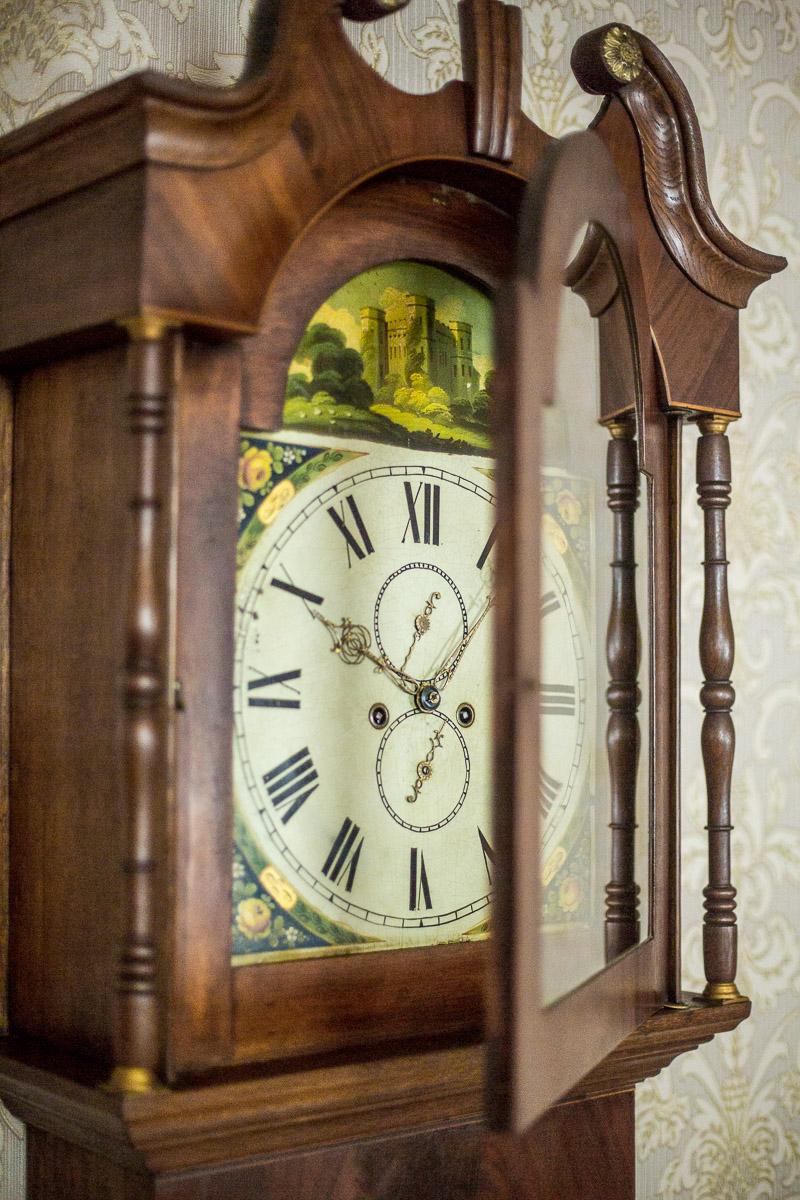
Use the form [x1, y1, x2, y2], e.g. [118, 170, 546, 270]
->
[233, 437, 497, 957]
[539, 546, 588, 864]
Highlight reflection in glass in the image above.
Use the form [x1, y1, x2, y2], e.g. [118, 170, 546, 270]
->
[540, 225, 650, 1006]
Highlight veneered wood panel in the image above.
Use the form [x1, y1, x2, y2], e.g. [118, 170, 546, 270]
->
[9, 347, 132, 1060]
[233, 940, 484, 1065]
[0, 376, 11, 1033]
[0, 172, 144, 363]
[25, 1097, 633, 1200]
[28, 1127, 152, 1200]
[168, 340, 241, 1074]
[153, 1093, 633, 1200]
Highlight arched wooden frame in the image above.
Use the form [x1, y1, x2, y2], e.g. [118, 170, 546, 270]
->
[565, 228, 645, 963]
[490, 129, 668, 1133]
[241, 173, 516, 435]
[172, 169, 519, 1072]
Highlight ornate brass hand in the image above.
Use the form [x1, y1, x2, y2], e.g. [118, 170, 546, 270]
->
[406, 723, 445, 803]
[309, 609, 417, 697]
[434, 593, 495, 689]
[399, 591, 441, 676]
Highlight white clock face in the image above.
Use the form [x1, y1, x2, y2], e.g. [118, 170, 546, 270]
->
[539, 547, 589, 863]
[233, 435, 595, 960]
[234, 436, 498, 952]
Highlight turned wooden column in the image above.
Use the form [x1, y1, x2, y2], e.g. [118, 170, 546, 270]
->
[696, 414, 742, 1002]
[107, 317, 177, 1092]
[604, 416, 641, 961]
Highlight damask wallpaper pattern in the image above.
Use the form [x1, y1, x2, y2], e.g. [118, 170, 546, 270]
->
[1, 1, 798, 1198]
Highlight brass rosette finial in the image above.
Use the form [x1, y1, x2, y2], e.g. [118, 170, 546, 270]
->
[602, 26, 643, 84]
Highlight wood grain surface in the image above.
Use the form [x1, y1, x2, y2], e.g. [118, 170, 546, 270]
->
[490, 129, 670, 1133]
[9, 348, 132, 1061]
[0, 0, 784, 1195]
[604, 419, 642, 962]
[0, 377, 11, 1036]
[571, 23, 786, 308]
[460, 0, 523, 162]
[696, 419, 740, 998]
[114, 327, 176, 1086]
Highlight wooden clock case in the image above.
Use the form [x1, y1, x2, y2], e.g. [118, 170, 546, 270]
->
[0, 1, 785, 1196]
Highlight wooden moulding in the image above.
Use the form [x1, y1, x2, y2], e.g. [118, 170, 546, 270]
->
[0, 0, 546, 364]
[459, 0, 523, 162]
[0, 377, 10, 1035]
[568, 994, 750, 1100]
[0, 998, 749, 1176]
[570, 23, 786, 309]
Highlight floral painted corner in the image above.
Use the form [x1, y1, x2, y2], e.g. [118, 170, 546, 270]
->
[232, 819, 376, 963]
[236, 430, 362, 574]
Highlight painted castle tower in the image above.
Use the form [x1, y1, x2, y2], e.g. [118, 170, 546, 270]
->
[360, 293, 479, 403]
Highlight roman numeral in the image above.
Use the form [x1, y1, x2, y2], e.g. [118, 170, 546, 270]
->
[402, 481, 441, 545]
[262, 747, 318, 824]
[328, 496, 375, 566]
[321, 818, 364, 892]
[247, 669, 301, 708]
[540, 684, 576, 717]
[409, 847, 432, 911]
[540, 767, 562, 817]
[478, 827, 495, 884]
[270, 577, 324, 606]
[540, 591, 560, 618]
[476, 524, 497, 570]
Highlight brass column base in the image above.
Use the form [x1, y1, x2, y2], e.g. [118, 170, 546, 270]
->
[703, 981, 744, 1004]
[104, 1066, 165, 1094]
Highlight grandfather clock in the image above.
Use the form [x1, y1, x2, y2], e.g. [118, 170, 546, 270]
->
[0, 2, 784, 1196]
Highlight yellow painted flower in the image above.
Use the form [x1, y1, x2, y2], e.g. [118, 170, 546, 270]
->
[556, 489, 582, 525]
[542, 512, 568, 555]
[259, 865, 298, 911]
[257, 478, 296, 526]
[542, 845, 567, 887]
[239, 446, 273, 492]
[558, 876, 582, 913]
[236, 897, 271, 940]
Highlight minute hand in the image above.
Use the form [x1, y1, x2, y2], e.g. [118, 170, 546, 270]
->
[436, 594, 495, 688]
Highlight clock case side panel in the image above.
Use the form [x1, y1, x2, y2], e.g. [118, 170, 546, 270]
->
[8, 347, 140, 1062]
[0, 376, 11, 1035]
[170, 171, 522, 1077]
[168, 340, 242, 1074]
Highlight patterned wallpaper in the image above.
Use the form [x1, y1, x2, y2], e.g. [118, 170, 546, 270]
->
[1, 1, 798, 1198]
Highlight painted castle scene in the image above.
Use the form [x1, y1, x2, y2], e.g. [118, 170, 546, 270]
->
[283, 261, 494, 452]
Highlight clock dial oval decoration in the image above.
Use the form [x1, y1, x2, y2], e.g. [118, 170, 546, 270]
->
[231, 262, 593, 964]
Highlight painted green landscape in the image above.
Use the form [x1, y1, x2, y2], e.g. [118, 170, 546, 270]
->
[283, 261, 495, 453]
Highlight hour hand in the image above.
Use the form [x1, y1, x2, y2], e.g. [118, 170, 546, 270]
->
[271, 571, 411, 693]
[311, 609, 415, 695]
